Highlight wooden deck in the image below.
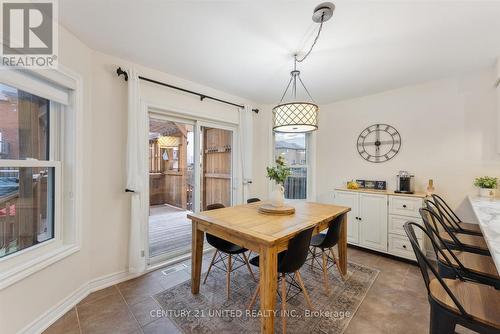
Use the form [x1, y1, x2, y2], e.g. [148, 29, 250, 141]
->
[149, 204, 192, 258]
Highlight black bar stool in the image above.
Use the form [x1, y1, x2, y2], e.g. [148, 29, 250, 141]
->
[420, 208, 499, 289]
[308, 215, 345, 294]
[431, 194, 482, 235]
[423, 200, 489, 256]
[203, 203, 256, 298]
[404, 222, 500, 334]
[248, 227, 315, 333]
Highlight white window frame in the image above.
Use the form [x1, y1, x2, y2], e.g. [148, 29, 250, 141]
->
[272, 132, 315, 201]
[0, 67, 82, 290]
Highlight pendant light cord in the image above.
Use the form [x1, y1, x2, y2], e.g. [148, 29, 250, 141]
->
[296, 12, 325, 63]
[278, 12, 326, 104]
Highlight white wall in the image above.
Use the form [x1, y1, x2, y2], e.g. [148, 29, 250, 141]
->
[315, 68, 500, 219]
[0, 25, 259, 334]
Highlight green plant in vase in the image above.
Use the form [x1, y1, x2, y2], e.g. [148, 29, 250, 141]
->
[266, 155, 291, 207]
[473, 176, 498, 198]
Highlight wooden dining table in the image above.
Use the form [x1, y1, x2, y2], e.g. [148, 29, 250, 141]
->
[188, 201, 351, 334]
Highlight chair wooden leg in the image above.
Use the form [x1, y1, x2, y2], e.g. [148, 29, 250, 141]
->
[281, 273, 287, 334]
[295, 271, 313, 310]
[226, 254, 232, 298]
[203, 250, 218, 284]
[248, 284, 260, 309]
[330, 247, 346, 281]
[310, 247, 316, 269]
[321, 250, 330, 294]
[243, 252, 257, 282]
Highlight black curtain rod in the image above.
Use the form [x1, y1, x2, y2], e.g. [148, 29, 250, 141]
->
[116, 67, 258, 114]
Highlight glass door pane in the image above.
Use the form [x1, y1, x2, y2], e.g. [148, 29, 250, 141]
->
[148, 116, 195, 261]
[200, 126, 233, 210]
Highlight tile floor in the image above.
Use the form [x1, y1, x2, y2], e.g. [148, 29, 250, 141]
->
[43, 247, 473, 334]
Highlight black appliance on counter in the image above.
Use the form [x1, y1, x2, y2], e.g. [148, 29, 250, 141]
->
[395, 171, 414, 194]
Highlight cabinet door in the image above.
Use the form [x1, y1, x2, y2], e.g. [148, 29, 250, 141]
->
[333, 191, 359, 244]
[359, 193, 388, 251]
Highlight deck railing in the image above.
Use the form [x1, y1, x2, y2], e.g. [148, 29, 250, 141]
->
[284, 176, 307, 199]
[0, 192, 18, 251]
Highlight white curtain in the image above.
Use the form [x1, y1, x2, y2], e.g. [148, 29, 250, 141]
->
[496, 57, 500, 154]
[126, 68, 148, 274]
[238, 105, 254, 202]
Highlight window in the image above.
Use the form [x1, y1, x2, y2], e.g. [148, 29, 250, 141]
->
[0, 69, 79, 289]
[0, 83, 58, 258]
[274, 133, 309, 200]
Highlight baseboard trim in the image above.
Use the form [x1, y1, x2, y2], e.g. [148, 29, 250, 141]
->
[20, 270, 137, 334]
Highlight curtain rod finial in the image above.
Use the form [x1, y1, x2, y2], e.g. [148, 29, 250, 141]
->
[117, 67, 129, 81]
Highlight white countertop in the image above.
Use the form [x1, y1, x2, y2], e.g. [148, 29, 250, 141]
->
[468, 196, 500, 273]
[335, 187, 427, 198]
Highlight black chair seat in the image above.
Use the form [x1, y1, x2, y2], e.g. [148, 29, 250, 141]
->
[310, 233, 327, 247]
[206, 234, 247, 254]
[249, 253, 287, 269]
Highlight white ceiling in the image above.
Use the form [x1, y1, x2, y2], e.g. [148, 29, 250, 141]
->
[59, 0, 500, 104]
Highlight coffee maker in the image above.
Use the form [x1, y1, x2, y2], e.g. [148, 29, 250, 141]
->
[395, 171, 414, 194]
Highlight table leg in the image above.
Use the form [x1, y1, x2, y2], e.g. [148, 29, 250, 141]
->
[338, 213, 348, 276]
[191, 221, 204, 294]
[259, 245, 278, 334]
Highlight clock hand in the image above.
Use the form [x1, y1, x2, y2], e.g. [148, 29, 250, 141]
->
[363, 140, 399, 146]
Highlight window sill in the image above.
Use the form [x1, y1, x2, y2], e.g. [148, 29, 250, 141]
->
[0, 243, 80, 290]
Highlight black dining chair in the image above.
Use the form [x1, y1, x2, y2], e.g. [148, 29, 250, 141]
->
[309, 215, 345, 294]
[423, 200, 490, 256]
[419, 208, 499, 289]
[404, 222, 500, 334]
[431, 194, 482, 235]
[248, 227, 315, 333]
[203, 203, 256, 298]
[247, 197, 261, 203]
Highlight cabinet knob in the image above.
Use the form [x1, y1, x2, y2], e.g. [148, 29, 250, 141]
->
[402, 245, 407, 249]
[402, 204, 407, 208]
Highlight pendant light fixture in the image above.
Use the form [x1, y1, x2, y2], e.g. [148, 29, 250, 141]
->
[272, 2, 335, 133]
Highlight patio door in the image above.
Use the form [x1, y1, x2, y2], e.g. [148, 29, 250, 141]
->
[148, 114, 197, 263]
[200, 125, 234, 210]
[147, 113, 236, 265]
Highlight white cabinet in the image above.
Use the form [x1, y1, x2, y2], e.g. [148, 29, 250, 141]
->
[333, 189, 425, 261]
[332, 191, 359, 244]
[389, 196, 422, 218]
[359, 193, 388, 251]
[333, 191, 387, 252]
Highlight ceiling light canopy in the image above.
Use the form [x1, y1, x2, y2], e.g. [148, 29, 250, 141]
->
[272, 2, 334, 133]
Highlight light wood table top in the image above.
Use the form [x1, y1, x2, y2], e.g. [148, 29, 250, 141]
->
[188, 201, 350, 249]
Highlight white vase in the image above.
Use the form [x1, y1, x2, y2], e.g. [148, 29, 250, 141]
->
[479, 188, 496, 198]
[270, 184, 285, 207]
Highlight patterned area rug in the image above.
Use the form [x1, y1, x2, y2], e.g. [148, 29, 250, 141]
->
[155, 262, 379, 334]
[155, 260, 379, 334]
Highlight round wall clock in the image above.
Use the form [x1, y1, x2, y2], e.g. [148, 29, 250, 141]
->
[357, 124, 401, 163]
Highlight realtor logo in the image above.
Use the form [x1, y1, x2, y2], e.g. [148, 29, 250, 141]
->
[1, 0, 58, 68]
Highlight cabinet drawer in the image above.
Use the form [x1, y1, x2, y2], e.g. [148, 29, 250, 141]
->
[388, 234, 422, 260]
[389, 196, 422, 218]
[388, 215, 423, 238]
